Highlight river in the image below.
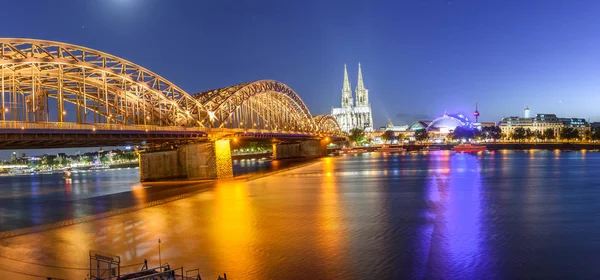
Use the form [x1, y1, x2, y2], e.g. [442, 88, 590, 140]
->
[0, 150, 599, 279]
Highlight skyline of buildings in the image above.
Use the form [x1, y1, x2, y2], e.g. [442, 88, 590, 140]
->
[378, 104, 593, 140]
[378, 102, 595, 131]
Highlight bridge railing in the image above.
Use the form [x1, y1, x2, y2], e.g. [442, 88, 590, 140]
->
[0, 121, 208, 133]
[0, 121, 346, 137]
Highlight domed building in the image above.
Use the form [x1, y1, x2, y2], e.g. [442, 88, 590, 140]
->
[426, 112, 473, 133]
[389, 109, 482, 143]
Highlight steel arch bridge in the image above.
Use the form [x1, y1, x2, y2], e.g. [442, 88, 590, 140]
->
[0, 38, 343, 147]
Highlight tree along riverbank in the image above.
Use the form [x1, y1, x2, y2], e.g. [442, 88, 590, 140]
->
[345, 143, 600, 152]
[412, 143, 600, 151]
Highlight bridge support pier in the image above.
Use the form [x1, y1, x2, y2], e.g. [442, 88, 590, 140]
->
[139, 140, 233, 182]
[272, 139, 328, 160]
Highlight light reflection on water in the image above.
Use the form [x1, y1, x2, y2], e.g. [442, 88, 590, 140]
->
[1, 150, 600, 279]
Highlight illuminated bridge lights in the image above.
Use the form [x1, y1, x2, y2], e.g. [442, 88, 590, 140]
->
[0, 38, 344, 145]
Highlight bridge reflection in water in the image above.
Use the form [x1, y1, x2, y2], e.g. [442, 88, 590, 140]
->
[3, 152, 600, 279]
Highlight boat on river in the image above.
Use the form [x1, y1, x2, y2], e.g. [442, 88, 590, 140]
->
[63, 169, 72, 179]
[453, 143, 487, 153]
[377, 145, 406, 153]
[340, 147, 367, 154]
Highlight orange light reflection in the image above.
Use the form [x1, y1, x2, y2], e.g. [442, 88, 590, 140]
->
[317, 157, 345, 273]
[210, 181, 257, 276]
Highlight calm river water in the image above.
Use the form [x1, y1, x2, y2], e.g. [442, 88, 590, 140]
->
[1, 150, 600, 279]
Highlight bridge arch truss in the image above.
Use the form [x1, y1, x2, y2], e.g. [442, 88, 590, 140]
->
[193, 80, 318, 133]
[0, 38, 344, 137]
[0, 38, 205, 127]
[313, 114, 343, 135]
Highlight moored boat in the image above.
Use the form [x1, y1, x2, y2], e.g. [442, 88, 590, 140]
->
[347, 148, 367, 154]
[453, 143, 487, 152]
[340, 147, 367, 154]
[377, 145, 406, 153]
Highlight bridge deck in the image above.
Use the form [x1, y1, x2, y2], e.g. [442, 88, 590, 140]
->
[0, 122, 344, 149]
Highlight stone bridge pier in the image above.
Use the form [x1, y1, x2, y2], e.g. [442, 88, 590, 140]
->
[272, 139, 328, 160]
[139, 139, 233, 182]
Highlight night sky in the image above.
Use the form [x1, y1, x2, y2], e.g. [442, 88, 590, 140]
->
[1, 0, 600, 157]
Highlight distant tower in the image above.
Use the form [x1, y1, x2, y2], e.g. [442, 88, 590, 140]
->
[341, 64, 353, 107]
[524, 105, 530, 118]
[355, 63, 369, 106]
[473, 102, 480, 122]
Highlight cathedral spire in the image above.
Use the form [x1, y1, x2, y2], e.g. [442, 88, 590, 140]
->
[343, 64, 351, 92]
[355, 63, 369, 106]
[341, 64, 353, 107]
[357, 62, 365, 90]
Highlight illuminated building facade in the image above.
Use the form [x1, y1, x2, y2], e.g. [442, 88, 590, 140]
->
[499, 113, 590, 138]
[331, 64, 374, 133]
[379, 121, 409, 132]
[499, 114, 561, 136]
[561, 118, 590, 135]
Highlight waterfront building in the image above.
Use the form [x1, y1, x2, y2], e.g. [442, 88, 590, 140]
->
[407, 120, 432, 131]
[376, 121, 412, 143]
[331, 64, 374, 133]
[499, 113, 561, 137]
[379, 121, 409, 132]
[499, 112, 590, 138]
[384, 104, 494, 142]
[590, 122, 600, 130]
[561, 118, 590, 135]
[426, 112, 473, 134]
[399, 111, 476, 141]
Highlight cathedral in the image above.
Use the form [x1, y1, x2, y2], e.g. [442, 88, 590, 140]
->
[331, 63, 374, 133]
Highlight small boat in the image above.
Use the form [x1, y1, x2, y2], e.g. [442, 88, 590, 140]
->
[453, 143, 487, 153]
[377, 145, 406, 153]
[347, 148, 367, 154]
[63, 169, 72, 179]
[423, 145, 441, 151]
[340, 147, 366, 154]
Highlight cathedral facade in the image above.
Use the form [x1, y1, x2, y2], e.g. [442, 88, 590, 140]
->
[331, 63, 374, 133]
